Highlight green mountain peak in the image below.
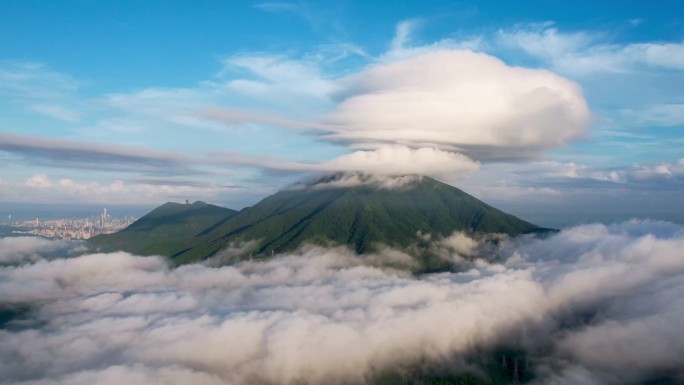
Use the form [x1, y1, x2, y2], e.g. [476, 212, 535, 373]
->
[90, 174, 548, 268]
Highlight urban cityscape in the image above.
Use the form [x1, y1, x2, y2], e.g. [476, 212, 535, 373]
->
[7, 208, 137, 241]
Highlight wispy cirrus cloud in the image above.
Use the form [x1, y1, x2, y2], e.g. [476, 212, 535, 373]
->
[619, 103, 684, 127]
[498, 25, 684, 74]
[207, 44, 593, 174]
[97, 53, 341, 136]
[0, 61, 83, 122]
[0, 61, 80, 97]
[2, 19, 681, 211]
[223, 54, 341, 99]
[253, 1, 299, 13]
[379, 19, 483, 63]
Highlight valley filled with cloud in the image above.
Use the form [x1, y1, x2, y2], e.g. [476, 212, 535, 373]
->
[2, 220, 684, 385]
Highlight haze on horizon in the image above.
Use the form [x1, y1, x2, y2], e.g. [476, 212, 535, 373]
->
[1, 0, 683, 227]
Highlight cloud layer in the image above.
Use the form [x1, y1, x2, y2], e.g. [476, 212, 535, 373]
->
[498, 25, 684, 74]
[321, 50, 592, 161]
[2, 220, 684, 384]
[2, 18, 682, 211]
[320, 145, 479, 175]
[204, 49, 593, 176]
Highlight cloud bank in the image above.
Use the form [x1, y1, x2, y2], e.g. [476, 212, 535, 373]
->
[320, 145, 479, 175]
[321, 50, 592, 161]
[2, 220, 684, 384]
[0, 132, 192, 174]
[205, 49, 593, 176]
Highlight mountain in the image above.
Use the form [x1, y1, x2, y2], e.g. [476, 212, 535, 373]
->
[191, 175, 542, 260]
[90, 175, 547, 267]
[88, 201, 237, 257]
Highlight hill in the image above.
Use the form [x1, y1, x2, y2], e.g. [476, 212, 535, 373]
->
[89, 201, 237, 257]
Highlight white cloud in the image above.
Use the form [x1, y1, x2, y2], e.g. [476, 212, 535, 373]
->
[0, 237, 72, 265]
[210, 145, 479, 178]
[622, 42, 684, 70]
[482, 182, 563, 200]
[456, 156, 684, 201]
[26, 174, 52, 188]
[0, 245, 544, 384]
[9, 174, 243, 205]
[100, 53, 341, 135]
[5, 25, 682, 210]
[202, 107, 322, 132]
[101, 86, 225, 131]
[322, 50, 592, 160]
[222, 54, 341, 109]
[29, 104, 80, 122]
[98, 33, 591, 180]
[297, 173, 426, 190]
[254, 2, 299, 13]
[432, 231, 480, 262]
[0, 62, 83, 122]
[390, 20, 416, 52]
[2, 221, 684, 384]
[626, 158, 684, 182]
[380, 20, 483, 63]
[0, 132, 202, 175]
[0, 62, 80, 98]
[620, 103, 684, 127]
[499, 26, 684, 74]
[321, 145, 479, 176]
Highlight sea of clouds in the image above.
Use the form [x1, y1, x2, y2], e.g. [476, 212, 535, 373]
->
[2, 220, 684, 385]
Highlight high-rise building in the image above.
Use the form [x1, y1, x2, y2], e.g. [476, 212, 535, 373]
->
[101, 208, 108, 227]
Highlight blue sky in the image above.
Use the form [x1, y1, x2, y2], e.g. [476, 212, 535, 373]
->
[1, 0, 683, 226]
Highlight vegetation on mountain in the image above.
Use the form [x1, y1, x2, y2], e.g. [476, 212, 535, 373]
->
[90, 176, 548, 267]
[89, 201, 236, 257]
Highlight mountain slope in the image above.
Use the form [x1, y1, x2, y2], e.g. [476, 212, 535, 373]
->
[171, 176, 544, 264]
[90, 176, 547, 266]
[89, 201, 237, 257]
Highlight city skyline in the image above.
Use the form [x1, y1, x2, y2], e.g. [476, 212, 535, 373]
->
[3, 206, 137, 240]
[1, 1, 683, 226]
[0, 201, 149, 222]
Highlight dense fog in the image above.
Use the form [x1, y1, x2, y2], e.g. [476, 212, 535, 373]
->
[2, 220, 684, 384]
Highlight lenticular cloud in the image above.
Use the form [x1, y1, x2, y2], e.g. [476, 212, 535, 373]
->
[1, 220, 684, 385]
[322, 50, 592, 161]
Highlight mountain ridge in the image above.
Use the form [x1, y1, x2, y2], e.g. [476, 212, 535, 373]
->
[89, 175, 549, 267]
[89, 201, 237, 257]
